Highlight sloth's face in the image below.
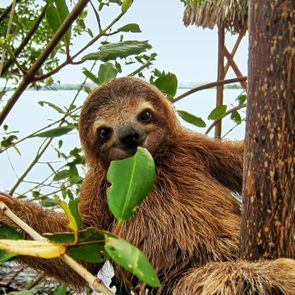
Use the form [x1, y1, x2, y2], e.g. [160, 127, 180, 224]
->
[88, 98, 168, 163]
[79, 77, 180, 166]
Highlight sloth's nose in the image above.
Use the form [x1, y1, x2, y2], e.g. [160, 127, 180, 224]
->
[119, 126, 144, 149]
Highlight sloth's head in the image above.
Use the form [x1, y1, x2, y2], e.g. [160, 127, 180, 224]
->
[79, 77, 180, 166]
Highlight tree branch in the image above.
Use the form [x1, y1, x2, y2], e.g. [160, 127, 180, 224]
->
[173, 76, 247, 103]
[0, 0, 20, 24]
[205, 103, 246, 135]
[1, 2, 49, 76]
[0, 200, 114, 295]
[0, 0, 17, 76]
[0, 0, 90, 126]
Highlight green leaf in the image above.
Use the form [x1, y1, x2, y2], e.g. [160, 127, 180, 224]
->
[0, 222, 23, 263]
[81, 40, 152, 62]
[153, 72, 178, 98]
[46, 0, 71, 45]
[230, 110, 242, 124]
[53, 285, 67, 295]
[117, 23, 141, 33]
[121, 0, 133, 12]
[43, 232, 75, 244]
[44, 227, 112, 244]
[236, 94, 247, 105]
[41, 197, 57, 208]
[32, 126, 75, 138]
[69, 198, 81, 231]
[78, 227, 114, 243]
[38, 101, 64, 114]
[1, 135, 18, 148]
[82, 68, 100, 84]
[177, 110, 206, 128]
[107, 147, 155, 221]
[105, 236, 160, 287]
[0, 249, 17, 263]
[68, 163, 81, 184]
[208, 105, 227, 120]
[0, 222, 22, 240]
[53, 169, 70, 181]
[68, 243, 109, 263]
[97, 62, 118, 84]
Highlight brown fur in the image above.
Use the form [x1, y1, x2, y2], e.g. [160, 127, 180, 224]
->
[0, 77, 294, 294]
[172, 258, 295, 295]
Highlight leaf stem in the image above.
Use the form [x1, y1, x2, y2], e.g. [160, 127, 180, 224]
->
[112, 220, 123, 236]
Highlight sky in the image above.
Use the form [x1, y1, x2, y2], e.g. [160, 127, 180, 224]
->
[53, 0, 248, 85]
[0, 0, 248, 192]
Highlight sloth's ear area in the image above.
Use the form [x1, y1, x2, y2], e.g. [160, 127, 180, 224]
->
[0, 192, 15, 205]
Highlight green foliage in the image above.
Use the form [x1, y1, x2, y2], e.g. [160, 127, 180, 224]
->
[151, 71, 178, 99]
[117, 23, 141, 33]
[231, 111, 242, 124]
[105, 236, 160, 287]
[68, 243, 109, 263]
[121, 0, 133, 12]
[83, 62, 118, 85]
[82, 40, 152, 62]
[53, 285, 67, 295]
[0, 222, 22, 263]
[32, 126, 75, 138]
[107, 147, 156, 221]
[208, 105, 227, 120]
[178, 110, 206, 128]
[0, 0, 246, 291]
[46, 0, 71, 45]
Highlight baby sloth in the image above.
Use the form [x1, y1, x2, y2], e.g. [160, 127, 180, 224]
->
[1, 77, 294, 294]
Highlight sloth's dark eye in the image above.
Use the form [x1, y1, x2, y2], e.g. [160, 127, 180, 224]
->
[97, 127, 112, 141]
[138, 110, 152, 123]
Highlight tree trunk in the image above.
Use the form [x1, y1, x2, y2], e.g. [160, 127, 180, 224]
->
[241, 0, 295, 260]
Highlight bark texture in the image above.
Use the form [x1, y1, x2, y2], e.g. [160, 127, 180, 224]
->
[241, 0, 295, 260]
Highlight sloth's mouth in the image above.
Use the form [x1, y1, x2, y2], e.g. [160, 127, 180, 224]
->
[109, 145, 143, 161]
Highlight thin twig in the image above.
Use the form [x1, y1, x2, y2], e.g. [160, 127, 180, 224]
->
[205, 103, 246, 135]
[173, 76, 247, 103]
[34, 8, 129, 82]
[9, 138, 53, 195]
[128, 59, 153, 77]
[9, 61, 95, 195]
[0, 0, 20, 24]
[90, 0, 102, 32]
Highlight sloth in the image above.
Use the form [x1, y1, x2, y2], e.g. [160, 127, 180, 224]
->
[0, 77, 294, 294]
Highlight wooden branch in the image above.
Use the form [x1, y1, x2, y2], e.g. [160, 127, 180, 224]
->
[205, 103, 246, 135]
[173, 76, 247, 103]
[214, 25, 225, 139]
[0, 0, 20, 24]
[0, 0, 17, 76]
[0, 0, 90, 126]
[224, 46, 247, 89]
[224, 28, 246, 75]
[0, 200, 114, 295]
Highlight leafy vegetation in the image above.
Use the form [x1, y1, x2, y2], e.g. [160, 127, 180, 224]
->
[0, 0, 246, 293]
